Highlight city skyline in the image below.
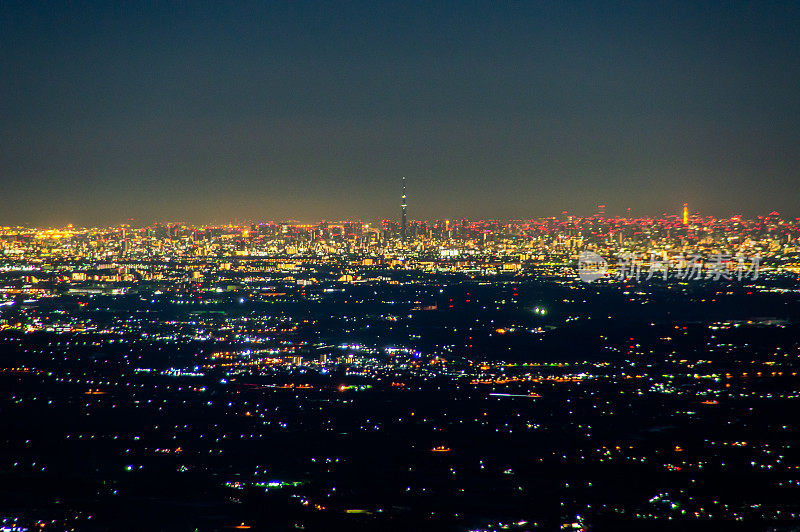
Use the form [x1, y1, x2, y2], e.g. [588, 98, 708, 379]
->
[4, 3, 800, 530]
[0, 203, 795, 230]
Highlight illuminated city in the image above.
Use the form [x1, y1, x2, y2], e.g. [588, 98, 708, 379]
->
[2, 209, 800, 530]
[3, 2, 800, 531]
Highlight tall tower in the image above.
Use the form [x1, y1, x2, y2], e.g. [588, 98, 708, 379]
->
[683, 203, 689, 225]
[401, 176, 408, 241]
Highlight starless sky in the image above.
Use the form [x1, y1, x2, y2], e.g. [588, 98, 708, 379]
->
[2, 1, 799, 226]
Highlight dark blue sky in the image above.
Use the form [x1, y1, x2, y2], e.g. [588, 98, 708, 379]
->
[2, 1, 799, 225]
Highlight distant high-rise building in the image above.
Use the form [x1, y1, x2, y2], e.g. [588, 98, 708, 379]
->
[401, 176, 408, 241]
[683, 203, 689, 225]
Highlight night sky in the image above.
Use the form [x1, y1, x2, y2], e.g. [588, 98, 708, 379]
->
[2, 1, 799, 226]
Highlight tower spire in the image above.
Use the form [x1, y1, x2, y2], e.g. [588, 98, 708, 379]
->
[401, 176, 408, 241]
